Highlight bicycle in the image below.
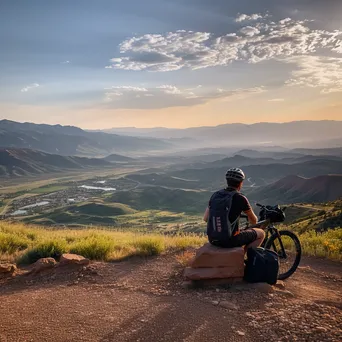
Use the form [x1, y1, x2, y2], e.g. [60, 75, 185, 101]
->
[241, 203, 302, 280]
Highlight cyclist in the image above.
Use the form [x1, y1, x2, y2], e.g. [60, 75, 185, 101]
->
[203, 167, 265, 251]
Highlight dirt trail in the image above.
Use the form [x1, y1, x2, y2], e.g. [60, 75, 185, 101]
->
[0, 255, 341, 342]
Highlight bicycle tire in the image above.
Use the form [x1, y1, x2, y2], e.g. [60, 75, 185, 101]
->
[265, 230, 302, 280]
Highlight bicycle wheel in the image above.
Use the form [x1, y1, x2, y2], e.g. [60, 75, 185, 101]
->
[265, 230, 301, 280]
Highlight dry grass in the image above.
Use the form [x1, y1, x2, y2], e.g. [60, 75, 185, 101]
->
[175, 250, 196, 267]
[298, 229, 342, 260]
[0, 222, 206, 264]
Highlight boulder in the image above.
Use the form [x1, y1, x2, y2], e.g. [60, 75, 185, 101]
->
[0, 263, 17, 277]
[184, 266, 244, 280]
[190, 244, 244, 268]
[30, 258, 57, 274]
[59, 253, 90, 266]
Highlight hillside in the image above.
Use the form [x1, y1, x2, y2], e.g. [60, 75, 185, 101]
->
[169, 159, 342, 190]
[249, 175, 342, 204]
[0, 120, 171, 156]
[103, 154, 135, 163]
[106, 187, 211, 213]
[175, 154, 342, 171]
[0, 148, 113, 177]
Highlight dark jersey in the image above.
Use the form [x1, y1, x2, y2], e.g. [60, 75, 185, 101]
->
[208, 188, 251, 235]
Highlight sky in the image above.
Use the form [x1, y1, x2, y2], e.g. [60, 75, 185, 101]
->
[1, 0, 342, 129]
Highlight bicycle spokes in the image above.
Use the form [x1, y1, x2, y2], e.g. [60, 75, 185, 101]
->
[269, 234, 299, 278]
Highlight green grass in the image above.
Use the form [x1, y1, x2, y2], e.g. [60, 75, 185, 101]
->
[297, 229, 342, 260]
[0, 221, 206, 264]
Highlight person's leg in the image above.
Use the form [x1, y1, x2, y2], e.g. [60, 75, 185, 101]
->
[245, 228, 265, 251]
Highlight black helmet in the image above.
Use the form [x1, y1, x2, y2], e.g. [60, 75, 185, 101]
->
[225, 168, 245, 182]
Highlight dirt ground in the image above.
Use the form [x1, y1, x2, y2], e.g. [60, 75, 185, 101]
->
[0, 255, 341, 342]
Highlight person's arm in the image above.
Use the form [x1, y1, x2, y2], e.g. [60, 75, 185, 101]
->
[244, 208, 258, 225]
[241, 195, 258, 225]
[203, 207, 209, 222]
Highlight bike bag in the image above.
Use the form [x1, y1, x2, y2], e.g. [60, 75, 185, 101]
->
[244, 247, 279, 285]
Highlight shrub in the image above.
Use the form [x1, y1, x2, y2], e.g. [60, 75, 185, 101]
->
[18, 239, 67, 264]
[70, 236, 113, 261]
[0, 232, 29, 254]
[132, 236, 165, 256]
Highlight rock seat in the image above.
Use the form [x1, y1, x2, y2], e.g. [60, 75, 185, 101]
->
[184, 243, 245, 281]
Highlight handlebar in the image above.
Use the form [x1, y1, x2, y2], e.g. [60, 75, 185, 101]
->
[256, 203, 287, 212]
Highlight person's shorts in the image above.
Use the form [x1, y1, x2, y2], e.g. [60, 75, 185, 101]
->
[209, 229, 258, 248]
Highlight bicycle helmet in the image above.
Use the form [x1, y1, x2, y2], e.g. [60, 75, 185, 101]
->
[225, 167, 245, 182]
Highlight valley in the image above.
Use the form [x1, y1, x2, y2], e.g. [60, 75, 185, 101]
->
[0, 120, 341, 253]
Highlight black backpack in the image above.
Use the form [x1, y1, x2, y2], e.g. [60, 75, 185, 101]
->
[244, 247, 279, 285]
[207, 189, 238, 243]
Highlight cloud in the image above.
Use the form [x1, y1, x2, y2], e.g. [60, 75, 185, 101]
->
[157, 85, 182, 95]
[103, 84, 265, 109]
[104, 86, 149, 102]
[21, 83, 40, 92]
[285, 56, 342, 94]
[61, 60, 70, 64]
[104, 86, 148, 92]
[268, 98, 285, 102]
[235, 13, 263, 22]
[239, 26, 260, 37]
[106, 16, 342, 72]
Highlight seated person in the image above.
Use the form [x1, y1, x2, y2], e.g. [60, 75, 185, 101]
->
[203, 168, 265, 251]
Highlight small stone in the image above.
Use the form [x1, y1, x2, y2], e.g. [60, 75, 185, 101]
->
[237, 331, 245, 336]
[219, 301, 239, 310]
[298, 266, 311, 271]
[0, 263, 17, 274]
[316, 326, 327, 332]
[274, 280, 286, 290]
[216, 288, 220, 292]
[140, 319, 146, 323]
[250, 283, 274, 293]
[0, 263, 16, 277]
[212, 301, 219, 306]
[275, 290, 295, 298]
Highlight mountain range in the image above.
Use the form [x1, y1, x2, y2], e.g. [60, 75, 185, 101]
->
[0, 120, 170, 156]
[2, 120, 342, 157]
[0, 148, 113, 177]
[95, 120, 342, 148]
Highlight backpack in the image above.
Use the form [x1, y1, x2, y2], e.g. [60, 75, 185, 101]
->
[244, 247, 279, 285]
[206, 189, 238, 243]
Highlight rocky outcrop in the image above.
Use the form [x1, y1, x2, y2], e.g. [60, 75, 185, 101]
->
[0, 263, 17, 277]
[59, 254, 90, 266]
[30, 258, 57, 274]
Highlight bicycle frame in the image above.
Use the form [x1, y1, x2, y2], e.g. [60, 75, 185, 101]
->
[243, 219, 289, 259]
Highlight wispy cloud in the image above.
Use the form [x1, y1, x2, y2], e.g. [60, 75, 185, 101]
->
[21, 83, 40, 92]
[103, 84, 265, 109]
[61, 60, 70, 64]
[285, 56, 342, 94]
[268, 98, 285, 102]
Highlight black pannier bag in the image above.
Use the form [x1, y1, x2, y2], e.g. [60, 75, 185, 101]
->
[244, 247, 279, 285]
[259, 205, 285, 223]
